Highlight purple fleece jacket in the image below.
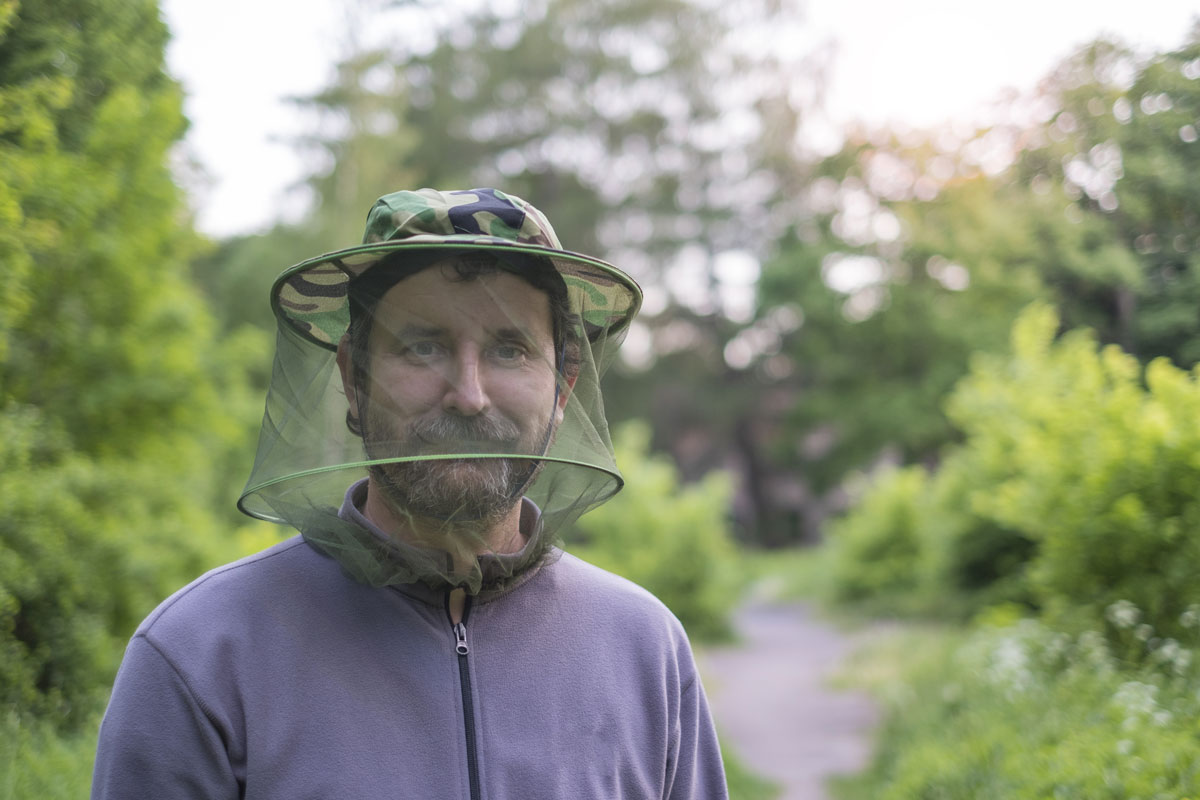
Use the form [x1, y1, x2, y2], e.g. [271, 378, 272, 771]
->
[91, 523, 728, 798]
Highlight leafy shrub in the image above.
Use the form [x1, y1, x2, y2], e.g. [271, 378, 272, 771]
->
[1, 710, 99, 799]
[0, 408, 122, 728]
[0, 0, 267, 731]
[822, 457, 1034, 620]
[834, 613, 1200, 800]
[947, 305, 1200, 643]
[823, 304, 1200, 643]
[824, 466, 928, 610]
[569, 422, 742, 641]
[0, 405, 253, 730]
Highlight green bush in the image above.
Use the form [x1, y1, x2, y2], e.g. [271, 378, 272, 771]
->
[0, 404, 256, 730]
[822, 457, 1035, 620]
[824, 466, 927, 609]
[1, 408, 125, 728]
[948, 305, 1200, 644]
[1, 710, 99, 800]
[834, 614, 1200, 800]
[0, 0, 266, 731]
[822, 304, 1200, 644]
[569, 422, 742, 642]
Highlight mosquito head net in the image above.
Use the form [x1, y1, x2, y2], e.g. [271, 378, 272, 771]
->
[239, 188, 641, 593]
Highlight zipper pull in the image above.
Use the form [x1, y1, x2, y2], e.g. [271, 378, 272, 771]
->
[454, 622, 469, 656]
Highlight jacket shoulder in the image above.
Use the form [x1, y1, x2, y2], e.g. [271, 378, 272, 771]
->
[137, 535, 333, 642]
[542, 551, 688, 634]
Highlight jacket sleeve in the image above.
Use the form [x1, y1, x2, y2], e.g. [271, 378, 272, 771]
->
[91, 634, 240, 800]
[666, 672, 730, 800]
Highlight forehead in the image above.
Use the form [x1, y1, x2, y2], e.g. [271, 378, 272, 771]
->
[371, 262, 554, 339]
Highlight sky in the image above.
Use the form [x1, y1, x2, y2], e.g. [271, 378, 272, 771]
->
[161, 0, 1200, 238]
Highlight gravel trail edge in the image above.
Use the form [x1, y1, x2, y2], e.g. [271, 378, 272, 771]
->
[698, 601, 880, 800]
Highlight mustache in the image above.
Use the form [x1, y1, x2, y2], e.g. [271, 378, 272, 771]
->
[408, 414, 521, 448]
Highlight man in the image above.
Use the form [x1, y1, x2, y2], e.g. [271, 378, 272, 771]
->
[92, 188, 728, 799]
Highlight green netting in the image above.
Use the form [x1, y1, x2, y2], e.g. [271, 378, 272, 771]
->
[238, 188, 641, 594]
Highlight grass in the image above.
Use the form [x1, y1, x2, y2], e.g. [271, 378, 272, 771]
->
[723, 744, 781, 800]
[736, 544, 830, 603]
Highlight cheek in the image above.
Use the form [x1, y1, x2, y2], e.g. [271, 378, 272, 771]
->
[494, 369, 560, 420]
[365, 364, 443, 413]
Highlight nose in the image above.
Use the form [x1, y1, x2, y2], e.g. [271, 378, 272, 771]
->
[441, 347, 490, 416]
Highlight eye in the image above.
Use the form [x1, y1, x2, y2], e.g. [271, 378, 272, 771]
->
[411, 341, 437, 356]
[399, 340, 445, 363]
[489, 342, 528, 364]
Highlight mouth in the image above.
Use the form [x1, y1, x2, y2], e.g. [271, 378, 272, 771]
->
[410, 438, 520, 455]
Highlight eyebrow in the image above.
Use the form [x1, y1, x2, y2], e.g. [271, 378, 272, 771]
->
[388, 324, 446, 340]
[384, 324, 538, 343]
[492, 327, 538, 343]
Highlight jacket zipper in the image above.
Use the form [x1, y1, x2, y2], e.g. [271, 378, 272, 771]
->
[448, 595, 481, 800]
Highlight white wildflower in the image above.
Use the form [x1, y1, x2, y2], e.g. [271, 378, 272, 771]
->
[1107, 599, 1141, 629]
[1151, 638, 1193, 676]
[1180, 605, 1200, 629]
[988, 635, 1032, 694]
[1113, 681, 1160, 729]
[1077, 630, 1116, 673]
[1045, 633, 1070, 663]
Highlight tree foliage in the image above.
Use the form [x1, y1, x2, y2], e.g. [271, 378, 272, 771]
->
[302, 0, 805, 261]
[751, 27, 1200, 513]
[0, 0, 259, 729]
[823, 305, 1200, 650]
[1011, 34, 1200, 365]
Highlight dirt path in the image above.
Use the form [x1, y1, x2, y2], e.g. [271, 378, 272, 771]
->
[698, 599, 879, 800]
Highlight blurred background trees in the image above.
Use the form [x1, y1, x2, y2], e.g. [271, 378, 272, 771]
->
[5, 0, 1200, 794]
[812, 30, 1200, 614]
[0, 0, 265, 780]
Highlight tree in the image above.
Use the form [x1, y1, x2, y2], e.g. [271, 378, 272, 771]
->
[753, 28, 1200, 517]
[0, 0, 258, 729]
[755, 137, 1052, 502]
[1011, 32, 1200, 365]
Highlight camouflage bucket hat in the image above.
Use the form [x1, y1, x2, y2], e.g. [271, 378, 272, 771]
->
[273, 187, 641, 351]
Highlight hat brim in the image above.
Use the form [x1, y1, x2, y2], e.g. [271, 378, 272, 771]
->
[272, 236, 643, 352]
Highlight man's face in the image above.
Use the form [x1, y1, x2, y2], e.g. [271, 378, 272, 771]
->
[340, 263, 567, 525]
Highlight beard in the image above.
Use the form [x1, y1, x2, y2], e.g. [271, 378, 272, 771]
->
[362, 407, 549, 524]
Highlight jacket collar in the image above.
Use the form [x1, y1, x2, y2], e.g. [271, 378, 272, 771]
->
[337, 479, 551, 606]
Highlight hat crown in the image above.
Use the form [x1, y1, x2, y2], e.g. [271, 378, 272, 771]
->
[271, 187, 640, 353]
[364, 188, 564, 250]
